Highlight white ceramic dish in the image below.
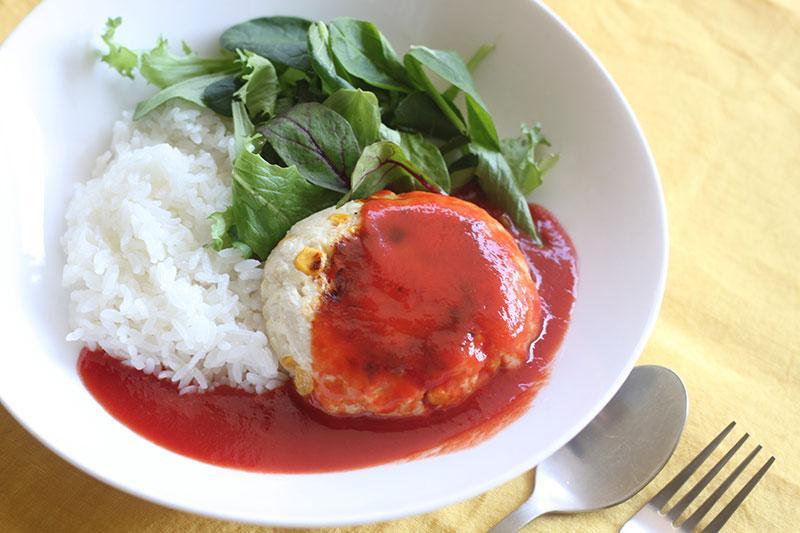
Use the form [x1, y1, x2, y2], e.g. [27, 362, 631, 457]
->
[0, 0, 666, 527]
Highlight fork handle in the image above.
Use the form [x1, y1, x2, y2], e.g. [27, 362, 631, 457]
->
[488, 497, 549, 533]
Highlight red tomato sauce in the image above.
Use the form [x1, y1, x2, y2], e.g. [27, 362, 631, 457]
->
[309, 192, 542, 417]
[78, 194, 577, 473]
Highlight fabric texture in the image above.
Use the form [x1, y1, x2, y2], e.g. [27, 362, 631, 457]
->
[1, 0, 798, 531]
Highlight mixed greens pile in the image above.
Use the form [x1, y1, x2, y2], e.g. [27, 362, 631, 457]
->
[101, 16, 557, 260]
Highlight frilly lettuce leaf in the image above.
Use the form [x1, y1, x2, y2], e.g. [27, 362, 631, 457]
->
[100, 17, 236, 89]
[140, 38, 236, 89]
[501, 123, 559, 195]
[100, 17, 138, 78]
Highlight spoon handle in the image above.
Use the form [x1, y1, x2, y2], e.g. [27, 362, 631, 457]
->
[488, 495, 549, 533]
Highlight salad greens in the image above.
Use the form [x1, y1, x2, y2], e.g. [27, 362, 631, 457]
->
[261, 102, 361, 193]
[100, 15, 558, 258]
[220, 17, 313, 72]
[341, 140, 446, 205]
[323, 89, 381, 148]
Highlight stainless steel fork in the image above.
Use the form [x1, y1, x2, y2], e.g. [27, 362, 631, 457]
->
[620, 421, 774, 532]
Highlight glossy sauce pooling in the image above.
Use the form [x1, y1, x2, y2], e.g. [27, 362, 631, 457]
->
[78, 195, 577, 473]
[310, 192, 541, 417]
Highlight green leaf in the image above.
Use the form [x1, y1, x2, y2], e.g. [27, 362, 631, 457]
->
[379, 125, 450, 192]
[100, 17, 139, 78]
[216, 99, 338, 259]
[378, 123, 402, 144]
[324, 89, 381, 149]
[404, 46, 500, 148]
[220, 16, 313, 71]
[406, 46, 487, 108]
[329, 17, 411, 92]
[231, 150, 339, 259]
[342, 141, 445, 204]
[231, 100, 255, 157]
[209, 209, 234, 251]
[243, 62, 279, 120]
[234, 52, 279, 120]
[260, 140, 287, 166]
[260, 102, 361, 192]
[99, 18, 237, 88]
[201, 75, 240, 116]
[379, 128, 450, 192]
[448, 152, 478, 190]
[465, 95, 500, 150]
[279, 67, 310, 90]
[232, 241, 253, 258]
[139, 38, 237, 89]
[308, 21, 354, 95]
[469, 143, 541, 245]
[442, 43, 494, 100]
[392, 91, 461, 140]
[133, 72, 232, 119]
[501, 123, 559, 195]
[403, 56, 466, 134]
[402, 132, 450, 193]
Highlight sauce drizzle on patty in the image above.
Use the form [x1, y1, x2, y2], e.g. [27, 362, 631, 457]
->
[310, 192, 541, 417]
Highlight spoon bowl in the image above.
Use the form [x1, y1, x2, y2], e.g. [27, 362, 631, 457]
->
[491, 365, 688, 532]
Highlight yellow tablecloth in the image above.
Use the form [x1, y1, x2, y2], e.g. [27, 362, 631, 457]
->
[1, 0, 798, 531]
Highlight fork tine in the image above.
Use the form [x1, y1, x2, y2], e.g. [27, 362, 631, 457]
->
[680, 445, 762, 531]
[650, 421, 736, 509]
[666, 433, 749, 521]
[701, 456, 775, 532]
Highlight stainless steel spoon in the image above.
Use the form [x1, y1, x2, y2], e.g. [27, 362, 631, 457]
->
[490, 365, 688, 533]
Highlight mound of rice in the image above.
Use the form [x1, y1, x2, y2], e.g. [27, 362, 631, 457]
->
[62, 105, 284, 393]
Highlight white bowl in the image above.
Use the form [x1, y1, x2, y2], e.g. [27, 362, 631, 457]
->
[0, 0, 666, 527]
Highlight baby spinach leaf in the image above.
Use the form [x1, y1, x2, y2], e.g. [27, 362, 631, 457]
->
[220, 16, 312, 72]
[442, 43, 494, 100]
[260, 102, 360, 192]
[392, 91, 461, 140]
[231, 149, 340, 259]
[139, 39, 237, 89]
[406, 46, 488, 109]
[379, 125, 450, 192]
[377, 123, 402, 144]
[470, 143, 541, 245]
[260, 138, 287, 165]
[279, 67, 311, 91]
[401, 132, 450, 193]
[501, 123, 559, 195]
[134, 72, 233, 119]
[329, 18, 411, 92]
[448, 152, 479, 190]
[201, 75, 240, 116]
[404, 46, 500, 148]
[324, 89, 381, 149]
[308, 21, 354, 95]
[465, 96, 501, 151]
[342, 141, 445, 204]
[234, 52, 279, 120]
[449, 167, 476, 190]
[100, 17, 139, 78]
[403, 57, 466, 135]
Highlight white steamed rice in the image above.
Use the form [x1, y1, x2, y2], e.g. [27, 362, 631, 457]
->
[62, 105, 285, 393]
